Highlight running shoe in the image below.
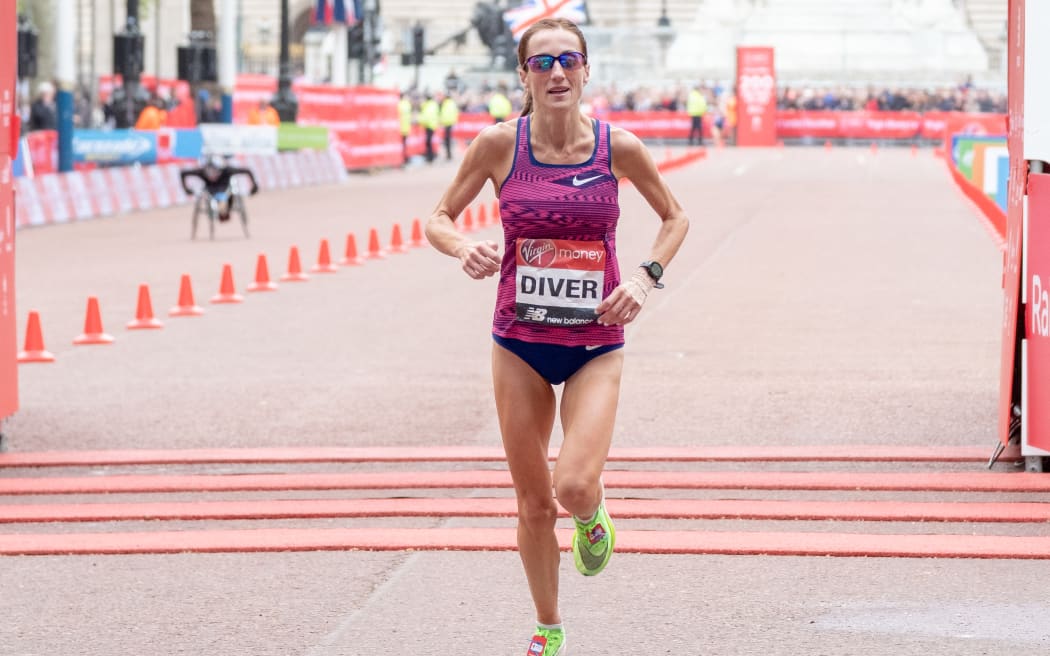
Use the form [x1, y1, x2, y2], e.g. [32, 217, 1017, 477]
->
[525, 626, 565, 655]
[571, 486, 615, 576]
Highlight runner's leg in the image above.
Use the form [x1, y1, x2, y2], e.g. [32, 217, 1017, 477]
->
[553, 350, 623, 519]
[492, 342, 561, 625]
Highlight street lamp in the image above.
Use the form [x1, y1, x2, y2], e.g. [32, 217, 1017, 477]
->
[655, 0, 675, 70]
[271, 0, 298, 121]
[110, 0, 150, 128]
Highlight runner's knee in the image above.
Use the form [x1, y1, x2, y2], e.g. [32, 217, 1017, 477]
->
[517, 494, 558, 532]
[554, 474, 600, 514]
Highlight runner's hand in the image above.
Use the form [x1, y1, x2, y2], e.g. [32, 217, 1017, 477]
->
[595, 268, 656, 325]
[457, 240, 501, 279]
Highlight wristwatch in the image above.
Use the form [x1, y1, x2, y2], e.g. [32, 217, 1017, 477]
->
[640, 261, 665, 289]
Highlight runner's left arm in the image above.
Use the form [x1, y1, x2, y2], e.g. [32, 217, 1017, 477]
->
[596, 128, 690, 325]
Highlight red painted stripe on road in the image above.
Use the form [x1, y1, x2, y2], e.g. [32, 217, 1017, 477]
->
[1, 527, 1048, 559]
[2, 470, 1048, 495]
[0, 444, 1018, 468]
[3, 497, 1050, 524]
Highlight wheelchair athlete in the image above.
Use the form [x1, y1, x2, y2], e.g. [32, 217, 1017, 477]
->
[180, 157, 260, 239]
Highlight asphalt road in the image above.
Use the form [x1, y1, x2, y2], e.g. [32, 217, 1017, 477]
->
[2, 145, 1046, 656]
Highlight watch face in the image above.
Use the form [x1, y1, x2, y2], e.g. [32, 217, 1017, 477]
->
[647, 261, 663, 280]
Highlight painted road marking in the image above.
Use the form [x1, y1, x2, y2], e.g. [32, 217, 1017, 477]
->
[0, 445, 1019, 468]
[4, 497, 1050, 524]
[3, 470, 1048, 495]
[2, 527, 1049, 559]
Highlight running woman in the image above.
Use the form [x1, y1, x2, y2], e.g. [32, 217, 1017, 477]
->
[425, 18, 689, 656]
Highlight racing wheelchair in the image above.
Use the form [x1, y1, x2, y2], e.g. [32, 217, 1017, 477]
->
[181, 157, 260, 240]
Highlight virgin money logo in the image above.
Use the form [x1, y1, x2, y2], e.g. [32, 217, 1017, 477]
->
[520, 239, 556, 267]
[739, 74, 774, 106]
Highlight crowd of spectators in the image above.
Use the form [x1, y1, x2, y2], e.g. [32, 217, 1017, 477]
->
[440, 74, 1006, 119]
[16, 72, 1007, 136]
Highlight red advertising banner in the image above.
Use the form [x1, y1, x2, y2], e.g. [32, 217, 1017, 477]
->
[1, 0, 18, 422]
[735, 47, 777, 147]
[233, 78, 402, 170]
[1027, 173, 1050, 450]
[1000, 0, 1026, 445]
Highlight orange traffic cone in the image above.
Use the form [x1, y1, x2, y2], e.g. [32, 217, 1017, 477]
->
[341, 233, 364, 266]
[311, 238, 339, 273]
[17, 311, 55, 363]
[281, 246, 310, 281]
[478, 203, 488, 228]
[73, 296, 115, 345]
[169, 274, 205, 316]
[870, 141, 878, 154]
[460, 207, 474, 233]
[911, 143, 918, 157]
[389, 224, 409, 254]
[410, 218, 425, 248]
[824, 140, 832, 151]
[127, 284, 164, 329]
[366, 227, 386, 259]
[210, 263, 244, 304]
[247, 253, 279, 292]
[492, 199, 500, 223]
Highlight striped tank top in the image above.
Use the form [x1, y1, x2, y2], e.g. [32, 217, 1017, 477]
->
[493, 116, 624, 346]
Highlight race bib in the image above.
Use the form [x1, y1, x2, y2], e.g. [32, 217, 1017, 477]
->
[515, 238, 606, 326]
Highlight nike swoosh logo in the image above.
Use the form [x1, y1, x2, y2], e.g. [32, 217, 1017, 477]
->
[585, 345, 602, 351]
[572, 174, 603, 187]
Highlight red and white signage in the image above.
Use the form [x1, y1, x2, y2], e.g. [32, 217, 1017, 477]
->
[1, 0, 18, 420]
[1000, 0, 1027, 447]
[735, 47, 777, 147]
[1026, 173, 1050, 452]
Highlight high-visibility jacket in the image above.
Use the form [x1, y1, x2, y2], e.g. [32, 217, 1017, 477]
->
[488, 92, 511, 120]
[135, 105, 166, 130]
[398, 98, 413, 136]
[248, 106, 280, 126]
[439, 98, 459, 127]
[686, 89, 708, 117]
[418, 99, 440, 130]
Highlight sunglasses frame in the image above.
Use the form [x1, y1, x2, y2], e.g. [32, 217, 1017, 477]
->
[523, 51, 588, 74]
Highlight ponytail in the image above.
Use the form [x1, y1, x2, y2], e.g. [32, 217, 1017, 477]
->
[520, 89, 533, 116]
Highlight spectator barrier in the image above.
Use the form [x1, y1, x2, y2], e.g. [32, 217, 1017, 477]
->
[12, 148, 347, 230]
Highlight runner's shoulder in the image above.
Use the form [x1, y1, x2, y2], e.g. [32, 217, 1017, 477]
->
[471, 120, 518, 155]
[608, 125, 646, 160]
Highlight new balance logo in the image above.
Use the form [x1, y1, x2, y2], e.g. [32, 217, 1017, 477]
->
[572, 174, 603, 187]
[523, 307, 548, 322]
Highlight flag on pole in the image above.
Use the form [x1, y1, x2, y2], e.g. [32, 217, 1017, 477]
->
[314, 0, 360, 25]
[503, 0, 588, 42]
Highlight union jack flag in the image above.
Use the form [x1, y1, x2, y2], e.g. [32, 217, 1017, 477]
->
[503, 0, 588, 42]
[314, 0, 360, 25]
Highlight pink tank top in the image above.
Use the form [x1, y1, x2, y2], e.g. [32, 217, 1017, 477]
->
[493, 116, 623, 346]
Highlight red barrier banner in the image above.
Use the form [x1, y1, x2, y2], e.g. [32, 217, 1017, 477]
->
[234, 79, 402, 170]
[941, 112, 1008, 154]
[1027, 173, 1050, 450]
[736, 47, 777, 147]
[1000, 0, 1026, 445]
[24, 130, 56, 176]
[1, 0, 17, 421]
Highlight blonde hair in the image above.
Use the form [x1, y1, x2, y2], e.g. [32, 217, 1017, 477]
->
[517, 18, 588, 117]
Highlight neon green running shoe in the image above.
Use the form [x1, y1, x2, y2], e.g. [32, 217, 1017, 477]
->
[571, 488, 615, 576]
[525, 626, 565, 656]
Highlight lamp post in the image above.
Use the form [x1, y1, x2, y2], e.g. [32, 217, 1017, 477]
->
[270, 0, 297, 121]
[110, 0, 149, 128]
[654, 0, 675, 71]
